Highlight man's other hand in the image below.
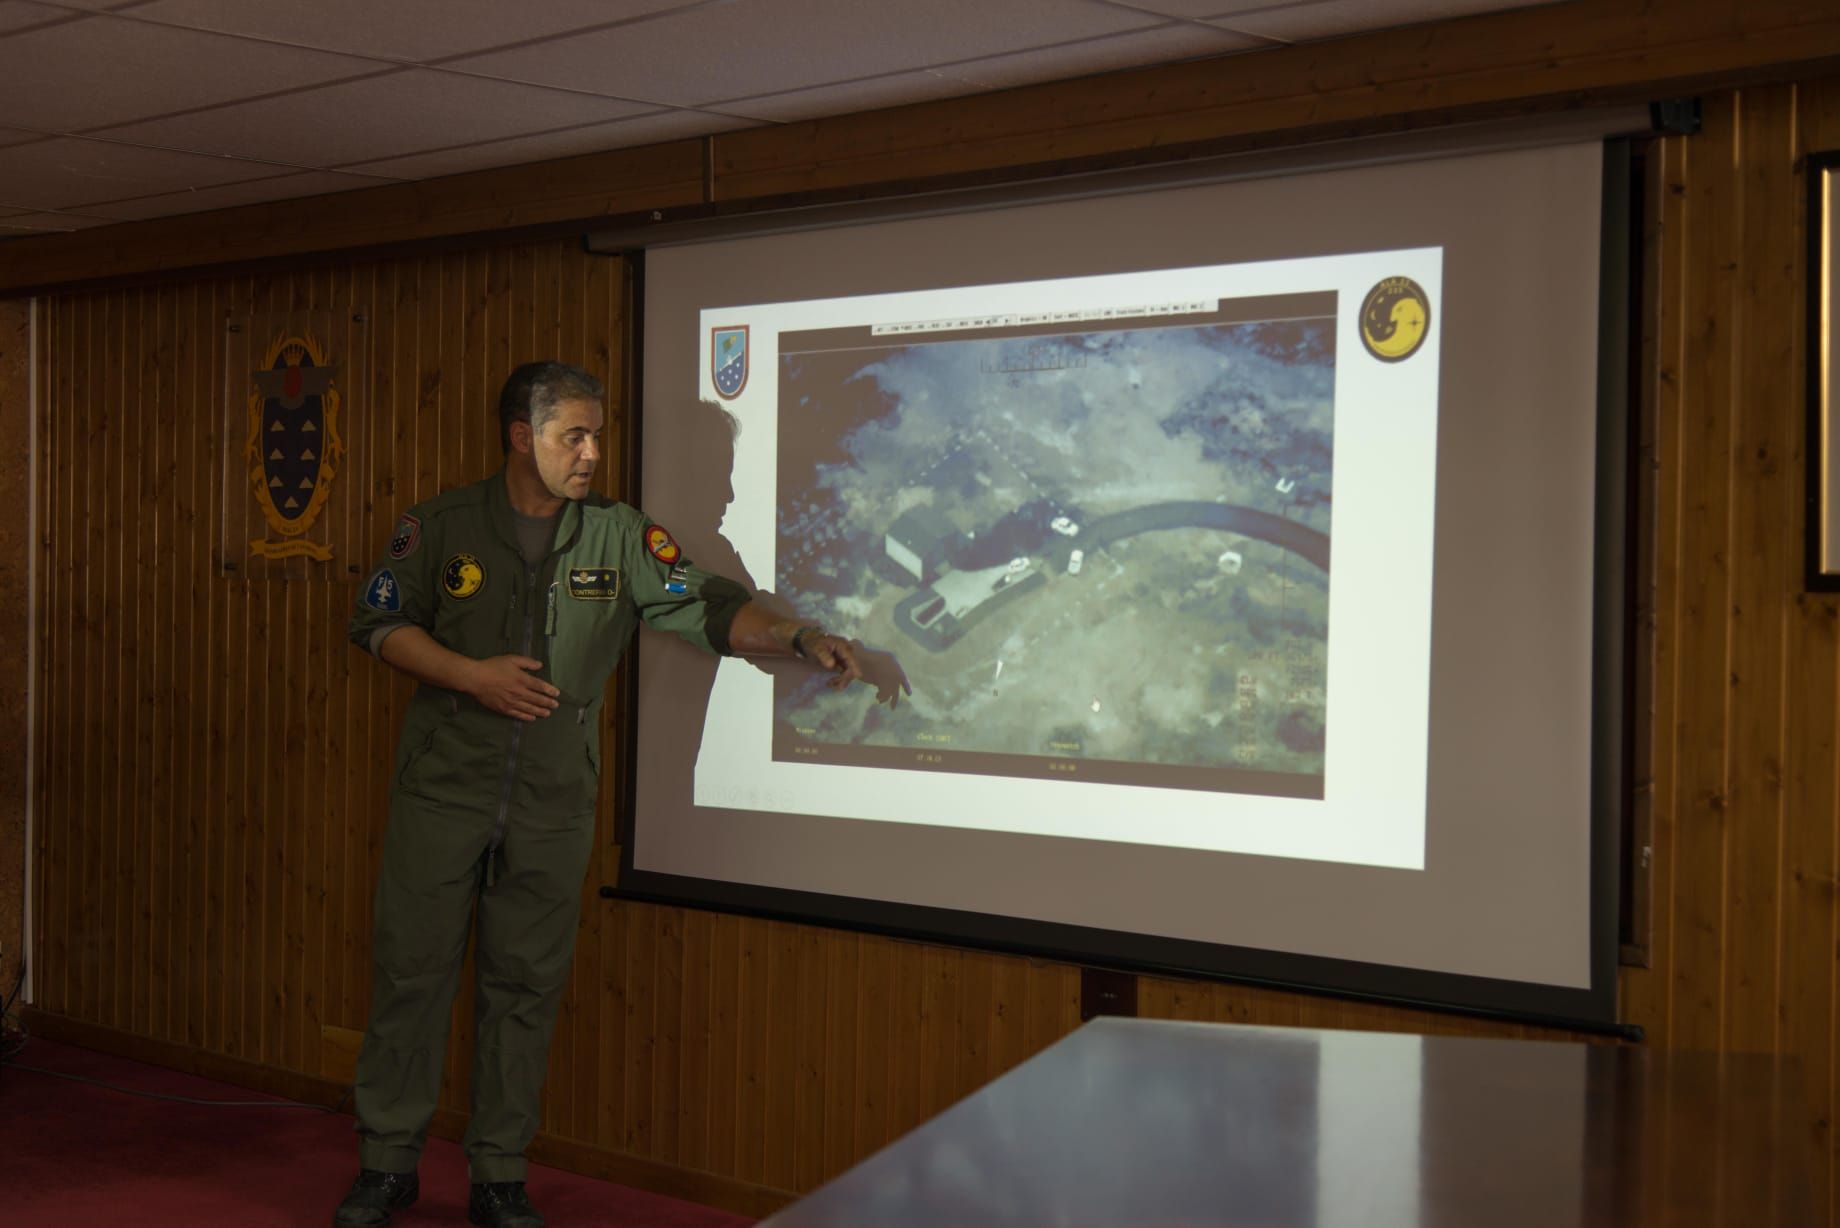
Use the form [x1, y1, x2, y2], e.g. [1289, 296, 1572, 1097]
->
[469, 655, 561, 721]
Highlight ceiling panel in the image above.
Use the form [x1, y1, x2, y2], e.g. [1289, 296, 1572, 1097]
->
[448, 0, 1160, 108]
[0, 0, 77, 35]
[122, 0, 698, 64]
[0, 10, 388, 132]
[1209, 0, 1561, 41]
[0, 136, 286, 210]
[0, 126, 42, 149]
[78, 168, 397, 220]
[935, 22, 1264, 91]
[96, 68, 656, 169]
[344, 108, 759, 180]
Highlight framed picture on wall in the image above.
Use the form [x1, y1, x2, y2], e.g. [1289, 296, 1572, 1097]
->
[1809, 149, 1840, 591]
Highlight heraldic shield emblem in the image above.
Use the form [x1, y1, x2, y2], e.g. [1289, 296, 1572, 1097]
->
[245, 332, 346, 560]
[712, 325, 748, 399]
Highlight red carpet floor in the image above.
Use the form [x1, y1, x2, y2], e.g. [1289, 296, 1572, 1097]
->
[2, 1037, 759, 1228]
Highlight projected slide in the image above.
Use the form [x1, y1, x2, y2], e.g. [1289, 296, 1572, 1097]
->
[770, 296, 1334, 799]
[693, 248, 1441, 869]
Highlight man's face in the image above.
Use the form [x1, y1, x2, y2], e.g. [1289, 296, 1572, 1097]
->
[531, 397, 604, 500]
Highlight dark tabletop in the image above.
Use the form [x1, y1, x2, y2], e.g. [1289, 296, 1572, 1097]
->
[762, 1017, 1816, 1228]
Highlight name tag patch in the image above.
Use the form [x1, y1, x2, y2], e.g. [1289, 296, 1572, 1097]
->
[568, 567, 621, 600]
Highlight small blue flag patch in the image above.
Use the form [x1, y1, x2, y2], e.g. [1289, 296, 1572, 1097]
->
[365, 568, 402, 612]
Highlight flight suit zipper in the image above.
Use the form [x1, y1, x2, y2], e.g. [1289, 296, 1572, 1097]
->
[487, 559, 541, 885]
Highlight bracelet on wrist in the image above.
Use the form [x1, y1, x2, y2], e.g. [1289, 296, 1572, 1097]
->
[790, 625, 823, 660]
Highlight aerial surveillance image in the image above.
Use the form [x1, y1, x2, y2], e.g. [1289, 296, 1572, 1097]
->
[770, 291, 1336, 800]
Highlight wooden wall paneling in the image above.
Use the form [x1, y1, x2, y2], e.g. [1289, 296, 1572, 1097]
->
[29, 296, 56, 1018]
[818, 929, 860, 1182]
[985, 947, 1027, 1083]
[735, 914, 770, 1182]
[790, 925, 827, 1192]
[706, 910, 742, 1176]
[143, 284, 170, 1044]
[591, 895, 626, 1151]
[914, 945, 956, 1125]
[620, 902, 659, 1157]
[761, 920, 801, 1189]
[649, 906, 685, 1162]
[1787, 75, 1840, 1222]
[675, 906, 715, 1172]
[52, 291, 76, 1021]
[1669, 91, 1739, 1055]
[1724, 83, 1798, 1057]
[955, 949, 992, 1097]
[199, 281, 225, 1057]
[95, 289, 119, 1033]
[844, 935, 884, 1160]
[885, 942, 923, 1152]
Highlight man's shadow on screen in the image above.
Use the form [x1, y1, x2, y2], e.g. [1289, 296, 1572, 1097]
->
[653, 399, 910, 780]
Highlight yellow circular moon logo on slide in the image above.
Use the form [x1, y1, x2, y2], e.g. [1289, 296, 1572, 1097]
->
[1359, 276, 1431, 363]
[442, 552, 485, 600]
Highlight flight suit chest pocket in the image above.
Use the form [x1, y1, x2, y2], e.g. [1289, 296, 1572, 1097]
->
[547, 568, 635, 692]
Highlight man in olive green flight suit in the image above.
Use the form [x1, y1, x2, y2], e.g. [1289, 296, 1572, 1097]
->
[335, 362, 862, 1228]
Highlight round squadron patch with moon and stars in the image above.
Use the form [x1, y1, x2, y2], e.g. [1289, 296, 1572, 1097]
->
[442, 552, 486, 600]
[1358, 276, 1431, 363]
[644, 524, 682, 566]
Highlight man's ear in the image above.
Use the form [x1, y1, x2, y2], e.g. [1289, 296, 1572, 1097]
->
[509, 419, 534, 455]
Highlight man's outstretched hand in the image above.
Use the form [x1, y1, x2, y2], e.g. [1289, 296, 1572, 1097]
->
[469, 654, 561, 721]
[803, 633, 866, 691]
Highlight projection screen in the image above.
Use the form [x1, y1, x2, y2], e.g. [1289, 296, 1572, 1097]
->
[620, 136, 1627, 1026]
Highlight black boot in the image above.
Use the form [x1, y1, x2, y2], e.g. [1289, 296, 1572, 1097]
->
[332, 1169, 419, 1227]
[468, 1181, 546, 1228]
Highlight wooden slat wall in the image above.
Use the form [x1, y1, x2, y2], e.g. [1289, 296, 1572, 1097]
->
[17, 74, 1840, 1223]
[0, 297, 27, 1002]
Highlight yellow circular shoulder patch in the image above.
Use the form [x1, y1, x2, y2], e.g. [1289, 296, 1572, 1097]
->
[1358, 276, 1431, 363]
[442, 552, 486, 600]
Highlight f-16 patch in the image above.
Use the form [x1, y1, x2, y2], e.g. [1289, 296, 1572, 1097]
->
[364, 568, 402, 612]
[388, 513, 421, 559]
[644, 524, 681, 566]
[567, 567, 621, 600]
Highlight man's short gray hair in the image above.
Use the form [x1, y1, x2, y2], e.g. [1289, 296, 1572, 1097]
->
[498, 361, 605, 453]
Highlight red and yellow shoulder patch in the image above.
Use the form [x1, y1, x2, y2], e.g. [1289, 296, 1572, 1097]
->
[644, 524, 682, 565]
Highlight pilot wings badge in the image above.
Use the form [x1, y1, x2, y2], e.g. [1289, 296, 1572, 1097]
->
[245, 332, 346, 561]
[712, 325, 748, 400]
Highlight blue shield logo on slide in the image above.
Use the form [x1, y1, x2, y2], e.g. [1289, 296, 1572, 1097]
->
[712, 326, 749, 400]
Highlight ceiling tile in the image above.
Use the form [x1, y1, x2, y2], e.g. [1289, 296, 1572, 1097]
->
[0, 209, 116, 231]
[96, 69, 654, 168]
[935, 22, 1264, 91]
[0, 0, 78, 34]
[0, 11, 388, 133]
[78, 169, 397, 220]
[450, 0, 1161, 108]
[0, 136, 285, 210]
[1208, 0, 1556, 42]
[0, 126, 43, 149]
[36, 0, 158, 9]
[343, 109, 758, 180]
[123, 0, 694, 64]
